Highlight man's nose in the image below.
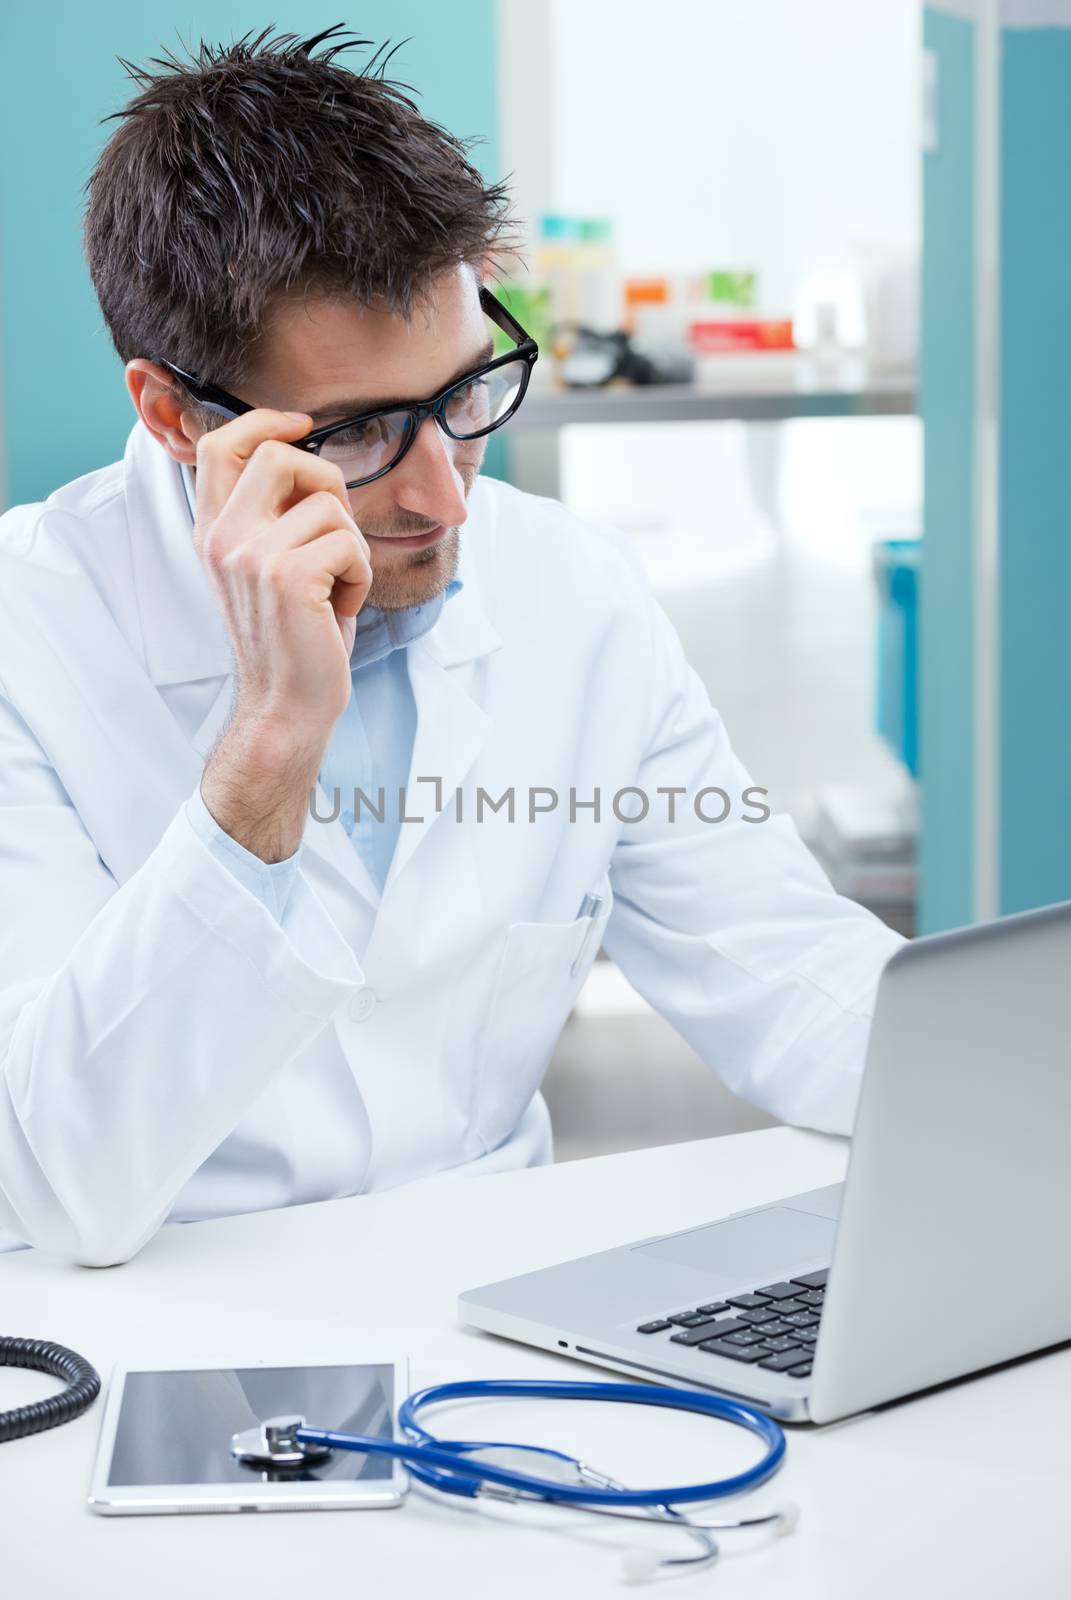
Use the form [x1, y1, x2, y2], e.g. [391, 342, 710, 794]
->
[389, 416, 469, 528]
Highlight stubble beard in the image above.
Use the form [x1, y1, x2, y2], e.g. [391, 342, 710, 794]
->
[365, 523, 461, 612]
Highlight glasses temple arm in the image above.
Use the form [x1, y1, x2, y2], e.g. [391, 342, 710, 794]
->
[479, 287, 536, 349]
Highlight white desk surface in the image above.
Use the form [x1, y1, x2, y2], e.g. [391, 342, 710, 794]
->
[2, 1127, 1065, 1599]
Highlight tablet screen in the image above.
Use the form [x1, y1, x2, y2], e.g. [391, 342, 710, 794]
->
[107, 1364, 395, 1486]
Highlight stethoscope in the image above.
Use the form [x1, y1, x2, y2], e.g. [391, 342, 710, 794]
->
[231, 1378, 799, 1583]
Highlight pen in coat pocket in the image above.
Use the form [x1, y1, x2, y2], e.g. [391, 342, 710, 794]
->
[571, 891, 605, 977]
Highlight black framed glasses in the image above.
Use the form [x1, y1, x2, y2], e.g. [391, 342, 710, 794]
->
[153, 287, 539, 489]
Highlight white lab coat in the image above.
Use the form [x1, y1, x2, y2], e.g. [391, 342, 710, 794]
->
[0, 423, 904, 1263]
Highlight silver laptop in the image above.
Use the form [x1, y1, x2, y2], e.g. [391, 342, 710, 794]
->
[460, 900, 1071, 1423]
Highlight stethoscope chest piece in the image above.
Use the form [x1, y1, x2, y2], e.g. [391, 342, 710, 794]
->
[231, 1414, 332, 1470]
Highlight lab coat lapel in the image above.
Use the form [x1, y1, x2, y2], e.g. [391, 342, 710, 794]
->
[123, 422, 233, 687]
[385, 647, 491, 886]
[383, 531, 502, 890]
[304, 780, 383, 911]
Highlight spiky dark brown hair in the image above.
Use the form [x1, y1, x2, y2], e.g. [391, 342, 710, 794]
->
[84, 24, 516, 387]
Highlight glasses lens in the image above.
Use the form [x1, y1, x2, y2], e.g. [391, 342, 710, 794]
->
[318, 411, 413, 485]
[442, 359, 528, 440]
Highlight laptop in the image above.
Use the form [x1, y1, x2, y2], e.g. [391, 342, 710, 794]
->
[459, 899, 1071, 1423]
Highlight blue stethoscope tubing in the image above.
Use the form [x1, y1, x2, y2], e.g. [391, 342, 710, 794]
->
[296, 1378, 786, 1507]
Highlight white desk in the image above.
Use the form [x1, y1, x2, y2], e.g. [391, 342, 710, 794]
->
[2, 1127, 1065, 1598]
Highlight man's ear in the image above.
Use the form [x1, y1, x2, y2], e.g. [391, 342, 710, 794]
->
[126, 360, 202, 464]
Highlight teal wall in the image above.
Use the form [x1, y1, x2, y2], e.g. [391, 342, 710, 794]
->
[920, 7, 976, 933]
[920, 9, 1071, 927]
[999, 28, 1071, 913]
[0, 5, 500, 508]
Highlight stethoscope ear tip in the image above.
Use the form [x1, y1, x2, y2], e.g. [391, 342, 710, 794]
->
[620, 1547, 661, 1584]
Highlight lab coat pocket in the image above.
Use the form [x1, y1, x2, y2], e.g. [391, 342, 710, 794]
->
[473, 883, 613, 1156]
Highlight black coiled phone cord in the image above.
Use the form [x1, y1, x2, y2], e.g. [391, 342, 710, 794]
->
[0, 1336, 100, 1442]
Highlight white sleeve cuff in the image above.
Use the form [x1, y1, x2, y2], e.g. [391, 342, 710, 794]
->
[185, 785, 302, 923]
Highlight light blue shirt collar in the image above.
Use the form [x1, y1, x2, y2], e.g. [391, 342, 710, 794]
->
[179, 462, 461, 672]
[347, 584, 461, 669]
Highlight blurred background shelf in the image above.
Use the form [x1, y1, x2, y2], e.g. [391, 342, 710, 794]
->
[513, 364, 916, 428]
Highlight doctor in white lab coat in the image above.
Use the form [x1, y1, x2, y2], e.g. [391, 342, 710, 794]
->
[0, 399, 904, 1263]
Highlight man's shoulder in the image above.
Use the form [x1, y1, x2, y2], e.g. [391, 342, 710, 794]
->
[0, 457, 132, 697]
[470, 476, 650, 613]
[0, 457, 126, 567]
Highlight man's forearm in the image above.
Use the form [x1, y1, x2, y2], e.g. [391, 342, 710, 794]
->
[200, 710, 327, 863]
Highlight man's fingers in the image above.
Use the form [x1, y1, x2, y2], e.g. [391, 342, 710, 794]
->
[240, 490, 371, 566]
[214, 436, 353, 532]
[193, 408, 312, 528]
[281, 529, 373, 618]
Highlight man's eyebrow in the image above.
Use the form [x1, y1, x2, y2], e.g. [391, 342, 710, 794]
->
[307, 340, 497, 424]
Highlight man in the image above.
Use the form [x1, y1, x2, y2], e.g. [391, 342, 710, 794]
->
[0, 28, 903, 1265]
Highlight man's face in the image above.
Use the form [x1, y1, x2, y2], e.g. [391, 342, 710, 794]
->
[230, 265, 489, 611]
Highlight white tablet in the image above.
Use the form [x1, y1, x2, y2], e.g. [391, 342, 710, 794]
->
[89, 1357, 409, 1514]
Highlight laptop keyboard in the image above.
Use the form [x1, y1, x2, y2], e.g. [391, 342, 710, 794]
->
[635, 1268, 828, 1379]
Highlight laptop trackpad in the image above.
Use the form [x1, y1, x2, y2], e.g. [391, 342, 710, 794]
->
[632, 1207, 835, 1286]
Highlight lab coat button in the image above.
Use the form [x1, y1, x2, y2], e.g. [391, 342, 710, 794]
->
[348, 988, 377, 1022]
